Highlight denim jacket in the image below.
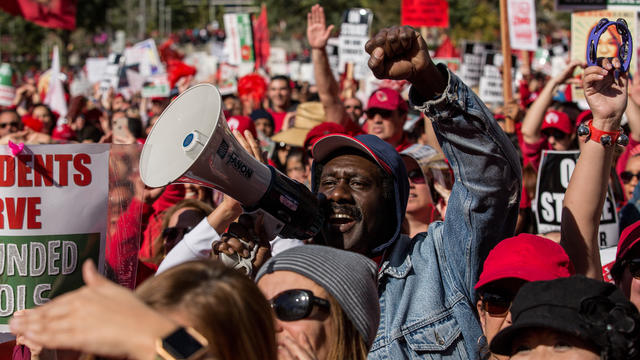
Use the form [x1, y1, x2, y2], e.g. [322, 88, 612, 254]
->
[367, 66, 522, 359]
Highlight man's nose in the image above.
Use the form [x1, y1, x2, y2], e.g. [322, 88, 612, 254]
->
[327, 180, 353, 202]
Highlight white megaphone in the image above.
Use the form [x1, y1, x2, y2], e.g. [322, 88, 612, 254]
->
[139, 83, 324, 243]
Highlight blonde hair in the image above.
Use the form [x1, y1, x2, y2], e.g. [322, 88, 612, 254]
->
[136, 260, 277, 360]
[326, 294, 369, 360]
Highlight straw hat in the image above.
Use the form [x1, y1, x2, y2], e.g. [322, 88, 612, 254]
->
[271, 102, 325, 147]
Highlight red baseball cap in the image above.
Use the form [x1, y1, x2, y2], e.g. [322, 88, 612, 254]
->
[227, 115, 257, 139]
[541, 110, 572, 135]
[616, 220, 640, 264]
[475, 234, 574, 290]
[303, 122, 347, 151]
[366, 88, 408, 113]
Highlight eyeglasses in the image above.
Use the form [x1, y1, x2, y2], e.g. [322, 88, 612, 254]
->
[366, 108, 393, 119]
[0, 121, 19, 129]
[407, 169, 427, 184]
[480, 291, 514, 317]
[620, 171, 640, 184]
[542, 129, 568, 140]
[622, 258, 640, 279]
[269, 289, 330, 322]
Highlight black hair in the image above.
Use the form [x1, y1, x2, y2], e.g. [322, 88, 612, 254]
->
[270, 75, 291, 85]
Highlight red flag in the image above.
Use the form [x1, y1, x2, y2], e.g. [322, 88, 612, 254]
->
[252, 3, 270, 70]
[0, 0, 77, 30]
[401, 0, 449, 28]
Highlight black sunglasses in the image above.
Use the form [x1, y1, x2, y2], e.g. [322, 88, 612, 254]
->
[407, 169, 427, 185]
[366, 108, 393, 119]
[622, 258, 640, 279]
[542, 128, 568, 140]
[480, 291, 514, 317]
[0, 121, 19, 129]
[270, 289, 330, 321]
[621, 171, 640, 184]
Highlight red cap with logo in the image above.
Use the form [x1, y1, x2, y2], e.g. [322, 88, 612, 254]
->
[227, 115, 257, 139]
[541, 110, 573, 135]
[616, 220, 640, 264]
[366, 88, 408, 113]
[475, 234, 574, 290]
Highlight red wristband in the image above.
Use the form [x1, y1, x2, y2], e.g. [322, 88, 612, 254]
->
[583, 120, 625, 146]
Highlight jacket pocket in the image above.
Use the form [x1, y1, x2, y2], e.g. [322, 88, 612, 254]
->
[403, 313, 462, 353]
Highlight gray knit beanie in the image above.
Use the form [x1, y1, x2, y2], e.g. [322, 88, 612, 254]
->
[255, 244, 380, 348]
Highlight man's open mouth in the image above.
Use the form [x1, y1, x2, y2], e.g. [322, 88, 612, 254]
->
[327, 207, 360, 233]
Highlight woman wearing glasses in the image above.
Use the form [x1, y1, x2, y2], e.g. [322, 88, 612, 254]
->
[474, 234, 573, 360]
[255, 245, 379, 360]
[400, 144, 453, 238]
[611, 220, 640, 311]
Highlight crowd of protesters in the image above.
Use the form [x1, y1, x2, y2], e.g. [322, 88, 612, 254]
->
[3, 3, 640, 360]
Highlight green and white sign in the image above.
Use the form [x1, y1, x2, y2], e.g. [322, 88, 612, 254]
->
[0, 63, 14, 107]
[223, 13, 255, 66]
[0, 144, 109, 332]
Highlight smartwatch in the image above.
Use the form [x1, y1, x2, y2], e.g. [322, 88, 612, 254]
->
[155, 327, 209, 360]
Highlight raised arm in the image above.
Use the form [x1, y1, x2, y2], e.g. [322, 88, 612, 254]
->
[562, 58, 628, 279]
[306, 5, 348, 125]
[521, 60, 585, 144]
[366, 26, 522, 295]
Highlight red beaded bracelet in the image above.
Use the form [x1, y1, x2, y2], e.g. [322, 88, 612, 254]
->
[576, 120, 629, 146]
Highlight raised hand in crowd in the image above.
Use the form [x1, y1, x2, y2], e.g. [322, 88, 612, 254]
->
[365, 26, 445, 98]
[9, 260, 178, 360]
[562, 57, 628, 279]
[306, 4, 348, 126]
[521, 59, 585, 145]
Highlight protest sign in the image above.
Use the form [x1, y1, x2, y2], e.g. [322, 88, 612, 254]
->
[571, 10, 637, 101]
[0, 144, 109, 332]
[99, 53, 124, 94]
[507, 0, 538, 51]
[534, 150, 619, 248]
[141, 74, 170, 98]
[85, 57, 109, 84]
[338, 8, 373, 80]
[184, 52, 218, 83]
[224, 13, 255, 67]
[401, 0, 449, 28]
[217, 62, 239, 96]
[459, 41, 494, 88]
[267, 47, 288, 77]
[131, 39, 165, 77]
[478, 51, 517, 104]
[326, 37, 340, 79]
[0, 63, 14, 107]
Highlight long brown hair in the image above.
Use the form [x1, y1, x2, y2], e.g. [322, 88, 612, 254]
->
[326, 294, 369, 360]
[136, 260, 277, 360]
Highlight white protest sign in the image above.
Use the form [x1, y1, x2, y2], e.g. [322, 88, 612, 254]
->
[459, 41, 494, 88]
[534, 150, 619, 247]
[508, 0, 538, 51]
[0, 144, 109, 333]
[0, 63, 14, 107]
[339, 8, 373, 80]
[131, 39, 166, 77]
[268, 47, 288, 77]
[224, 13, 255, 67]
[85, 58, 109, 84]
[478, 51, 517, 104]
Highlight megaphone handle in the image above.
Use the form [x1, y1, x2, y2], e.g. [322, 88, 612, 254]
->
[218, 211, 283, 276]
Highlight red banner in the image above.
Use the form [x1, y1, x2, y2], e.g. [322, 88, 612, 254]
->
[252, 3, 270, 70]
[401, 0, 449, 28]
[0, 0, 76, 30]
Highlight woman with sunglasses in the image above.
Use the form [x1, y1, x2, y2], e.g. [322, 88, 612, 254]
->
[474, 234, 573, 360]
[400, 144, 453, 237]
[611, 220, 640, 311]
[255, 245, 379, 360]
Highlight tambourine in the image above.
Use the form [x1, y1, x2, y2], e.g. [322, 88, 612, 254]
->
[586, 18, 633, 73]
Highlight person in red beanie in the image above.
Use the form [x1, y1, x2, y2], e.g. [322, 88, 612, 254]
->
[474, 234, 573, 359]
[611, 220, 640, 310]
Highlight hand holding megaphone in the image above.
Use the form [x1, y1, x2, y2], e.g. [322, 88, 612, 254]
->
[140, 84, 325, 274]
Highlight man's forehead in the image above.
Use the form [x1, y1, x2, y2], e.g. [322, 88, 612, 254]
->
[320, 151, 381, 174]
[0, 112, 18, 122]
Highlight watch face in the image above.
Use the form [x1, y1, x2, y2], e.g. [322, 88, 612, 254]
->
[162, 327, 208, 359]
